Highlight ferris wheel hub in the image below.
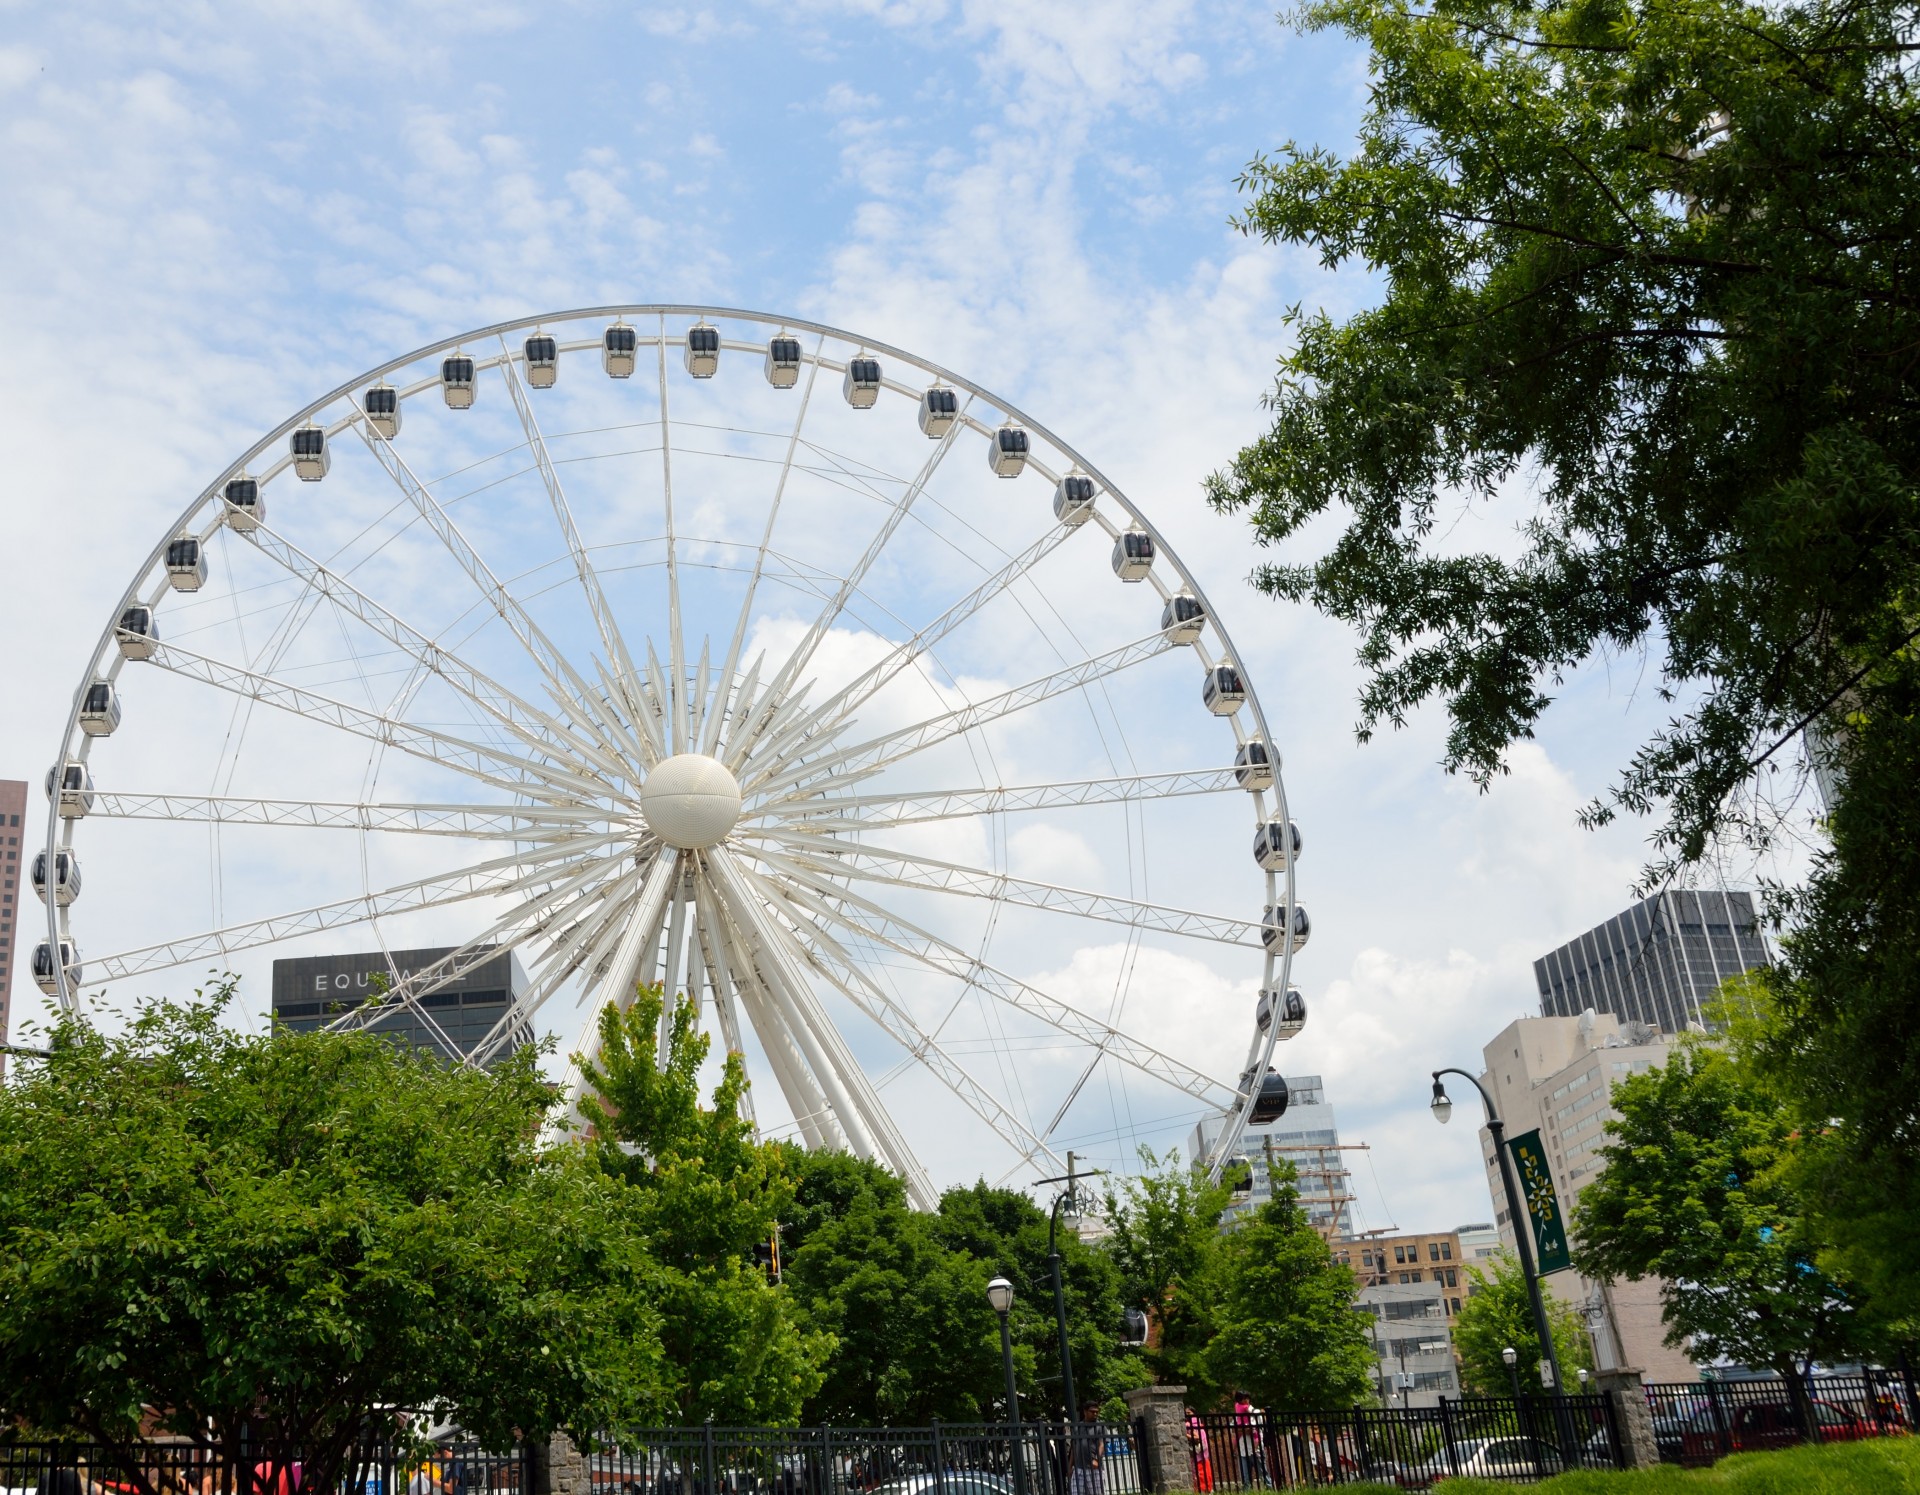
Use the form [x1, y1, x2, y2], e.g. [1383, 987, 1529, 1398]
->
[639, 752, 744, 850]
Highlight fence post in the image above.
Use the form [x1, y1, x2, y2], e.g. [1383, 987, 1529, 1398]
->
[1705, 1377, 1730, 1459]
[1122, 1386, 1192, 1494]
[1437, 1398, 1460, 1482]
[1592, 1369, 1655, 1469]
[931, 1419, 944, 1495]
[822, 1427, 834, 1495]
[703, 1420, 716, 1495]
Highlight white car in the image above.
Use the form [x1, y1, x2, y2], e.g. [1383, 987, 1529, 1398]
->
[1397, 1436, 1564, 1487]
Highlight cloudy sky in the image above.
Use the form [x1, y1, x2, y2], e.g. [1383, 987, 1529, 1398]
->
[0, 0, 1790, 1235]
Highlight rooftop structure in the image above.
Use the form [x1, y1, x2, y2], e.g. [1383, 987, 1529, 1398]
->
[1533, 890, 1769, 1032]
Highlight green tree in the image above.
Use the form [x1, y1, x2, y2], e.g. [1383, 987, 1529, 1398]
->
[1451, 1251, 1593, 1396]
[1203, 1164, 1375, 1410]
[579, 986, 829, 1424]
[1208, 0, 1920, 1309]
[933, 1181, 1150, 1415]
[0, 989, 667, 1495]
[780, 1150, 1004, 1424]
[1571, 1039, 1871, 1399]
[1101, 1148, 1236, 1392]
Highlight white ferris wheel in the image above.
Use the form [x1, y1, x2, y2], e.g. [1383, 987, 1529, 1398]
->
[32, 307, 1308, 1200]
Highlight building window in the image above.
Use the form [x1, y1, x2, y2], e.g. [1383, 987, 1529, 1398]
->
[1395, 1246, 1407, 1264]
[1445, 1268, 1457, 1287]
[1450, 1297, 1462, 1314]
[1441, 1242, 1453, 1260]
[1428, 1243, 1440, 1261]
[1410, 1271, 1423, 1283]
[1398, 1273, 1409, 1284]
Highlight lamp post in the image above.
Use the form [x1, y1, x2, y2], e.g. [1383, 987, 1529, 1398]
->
[1436, 1069, 1576, 1469]
[1502, 1346, 1522, 1404]
[987, 1276, 1029, 1495]
[1035, 1151, 1097, 1422]
[1430, 1069, 1566, 1399]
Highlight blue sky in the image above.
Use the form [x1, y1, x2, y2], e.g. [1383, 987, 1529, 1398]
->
[0, 1, 1796, 1233]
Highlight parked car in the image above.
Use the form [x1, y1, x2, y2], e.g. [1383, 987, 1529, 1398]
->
[871, 1475, 1014, 1495]
[1677, 1399, 1873, 1460]
[1393, 1437, 1565, 1487]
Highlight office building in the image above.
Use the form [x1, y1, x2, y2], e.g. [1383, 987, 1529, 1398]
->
[1339, 1231, 1469, 1325]
[1361, 1279, 1462, 1407]
[1477, 1010, 1695, 1380]
[1533, 890, 1770, 1032]
[1455, 1221, 1502, 1269]
[0, 779, 25, 1062]
[271, 945, 530, 1063]
[1191, 1074, 1355, 1236]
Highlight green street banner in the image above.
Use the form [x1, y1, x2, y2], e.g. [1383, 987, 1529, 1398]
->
[1506, 1129, 1573, 1273]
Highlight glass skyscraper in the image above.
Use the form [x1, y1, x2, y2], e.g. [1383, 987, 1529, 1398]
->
[1533, 889, 1770, 1032]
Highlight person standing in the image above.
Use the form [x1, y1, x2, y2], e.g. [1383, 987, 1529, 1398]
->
[1069, 1404, 1104, 1495]
[1232, 1394, 1265, 1488]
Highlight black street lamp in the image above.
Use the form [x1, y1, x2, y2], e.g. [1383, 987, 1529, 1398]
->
[1034, 1151, 1102, 1422]
[1502, 1345, 1522, 1403]
[1434, 1069, 1578, 1468]
[987, 1275, 1030, 1495]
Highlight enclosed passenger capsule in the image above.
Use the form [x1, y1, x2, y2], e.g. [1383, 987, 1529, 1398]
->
[684, 322, 720, 378]
[1248, 1068, 1291, 1125]
[765, 334, 802, 388]
[78, 680, 121, 738]
[1112, 529, 1154, 581]
[988, 424, 1029, 478]
[843, 356, 881, 409]
[601, 322, 638, 378]
[291, 424, 330, 481]
[222, 475, 264, 532]
[116, 605, 159, 662]
[1252, 819, 1303, 871]
[1261, 902, 1311, 955]
[1234, 740, 1275, 792]
[364, 383, 402, 440]
[1203, 663, 1245, 716]
[442, 354, 476, 409]
[919, 386, 959, 438]
[1255, 986, 1307, 1040]
[165, 535, 207, 593]
[1054, 473, 1096, 527]
[525, 333, 559, 389]
[31, 850, 80, 907]
[31, 939, 81, 997]
[46, 761, 94, 818]
[1226, 1155, 1254, 1198]
[1162, 593, 1205, 644]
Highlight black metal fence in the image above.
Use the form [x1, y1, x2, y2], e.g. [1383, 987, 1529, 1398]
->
[1643, 1371, 1917, 1467]
[0, 1424, 1145, 1495]
[1180, 1395, 1621, 1489]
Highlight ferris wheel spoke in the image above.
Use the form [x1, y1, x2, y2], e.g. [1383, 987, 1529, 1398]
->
[141, 639, 615, 802]
[655, 321, 690, 755]
[747, 833, 1262, 948]
[733, 858, 1064, 1171]
[560, 851, 682, 1101]
[84, 849, 602, 983]
[740, 525, 1080, 772]
[354, 424, 639, 772]
[752, 767, 1243, 829]
[348, 847, 647, 1026]
[736, 851, 1238, 1112]
[707, 335, 827, 756]
[496, 340, 659, 765]
[707, 847, 936, 1206]
[237, 520, 635, 786]
[743, 630, 1180, 802]
[753, 394, 973, 730]
[87, 792, 605, 838]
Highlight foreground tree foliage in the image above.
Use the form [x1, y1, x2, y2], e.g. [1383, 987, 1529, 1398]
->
[1450, 1251, 1592, 1396]
[1202, 1163, 1375, 1410]
[578, 986, 830, 1424]
[1101, 1148, 1238, 1393]
[1572, 1032, 1874, 1407]
[0, 989, 667, 1495]
[1212, 0, 1920, 1314]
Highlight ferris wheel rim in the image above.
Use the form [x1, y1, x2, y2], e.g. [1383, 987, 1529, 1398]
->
[42, 304, 1298, 1180]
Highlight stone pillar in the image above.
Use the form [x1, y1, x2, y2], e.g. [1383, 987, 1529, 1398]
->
[1124, 1384, 1194, 1494]
[1593, 1368, 1658, 1469]
[536, 1432, 588, 1495]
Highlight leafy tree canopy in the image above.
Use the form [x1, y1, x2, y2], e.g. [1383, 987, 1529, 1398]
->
[578, 986, 829, 1425]
[1450, 1251, 1593, 1396]
[0, 988, 667, 1495]
[1570, 1035, 1874, 1377]
[1211, 0, 1920, 1288]
[1101, 1148, 1237, 1392]
[1203, 1163, 1375, 1411]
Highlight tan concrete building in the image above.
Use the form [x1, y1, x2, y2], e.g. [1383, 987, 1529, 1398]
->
[1476, 1010, 1696, 1381]
[1337, 1231, 1471, 1325]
